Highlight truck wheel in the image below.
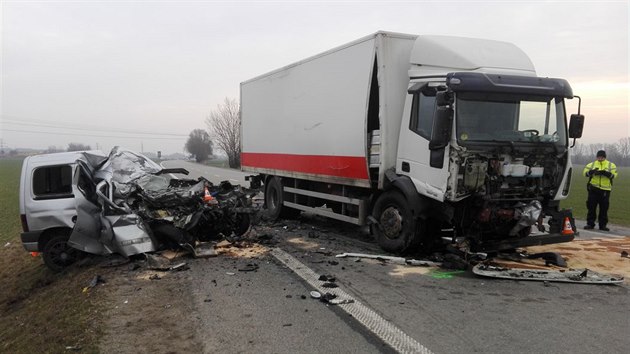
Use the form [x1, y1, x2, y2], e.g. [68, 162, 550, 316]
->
[372, 190, 418, 254]
[265, 177, 300, 220]
[42, 234, 80, 272]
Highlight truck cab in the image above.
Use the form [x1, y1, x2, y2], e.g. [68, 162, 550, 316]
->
[394, 36, 584, 251]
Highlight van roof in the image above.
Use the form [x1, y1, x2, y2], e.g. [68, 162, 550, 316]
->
[27, 150, 106, 164]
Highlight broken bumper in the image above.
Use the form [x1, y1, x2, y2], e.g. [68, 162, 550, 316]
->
[471, 232, 576, 252]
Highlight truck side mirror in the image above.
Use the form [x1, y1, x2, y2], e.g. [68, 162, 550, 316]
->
[568, 114, 584, 139]
[429, 106, 453, 150]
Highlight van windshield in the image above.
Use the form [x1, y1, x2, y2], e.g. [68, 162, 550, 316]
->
[455, 93, 567, 146]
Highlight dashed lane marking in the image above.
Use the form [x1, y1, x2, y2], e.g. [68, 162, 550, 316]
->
[271, 247, 433, 354]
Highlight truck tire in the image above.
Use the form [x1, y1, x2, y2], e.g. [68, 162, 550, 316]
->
[42, 234, 80, 272]
[265, 177, 300, 220]
[372, 190, 418, 254]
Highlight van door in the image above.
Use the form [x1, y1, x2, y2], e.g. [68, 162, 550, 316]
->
[25, 163, 77, 232]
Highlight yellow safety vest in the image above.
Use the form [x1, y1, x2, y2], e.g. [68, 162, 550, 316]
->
[583, 160, 618, 191]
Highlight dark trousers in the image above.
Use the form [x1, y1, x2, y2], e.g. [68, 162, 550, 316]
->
[586, 186, 610, 228]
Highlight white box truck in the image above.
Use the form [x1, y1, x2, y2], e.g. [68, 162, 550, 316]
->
[241, 31, 585, 253]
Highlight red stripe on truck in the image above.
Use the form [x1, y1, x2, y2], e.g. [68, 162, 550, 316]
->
[241, 152, 370, 180]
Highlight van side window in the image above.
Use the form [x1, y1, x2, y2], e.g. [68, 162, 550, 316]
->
[33, 165, 73, 199]
[409, 92, 437, 140]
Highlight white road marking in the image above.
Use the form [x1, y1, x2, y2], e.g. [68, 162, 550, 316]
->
[271, 247, 433, 354]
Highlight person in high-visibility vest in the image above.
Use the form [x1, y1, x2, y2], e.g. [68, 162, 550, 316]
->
[583, 150, 618, 231]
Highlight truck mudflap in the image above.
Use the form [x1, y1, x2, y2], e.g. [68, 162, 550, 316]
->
[472, 264, 624, 284]
[470, 232, 575, 253]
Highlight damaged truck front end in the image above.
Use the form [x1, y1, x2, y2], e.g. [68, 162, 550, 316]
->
[433, 72, 585, 251]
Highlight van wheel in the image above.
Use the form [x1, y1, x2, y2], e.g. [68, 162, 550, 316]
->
[372, 190, 418, 254]
[265, 177, 300, 220]
[43, 235, 79, 272]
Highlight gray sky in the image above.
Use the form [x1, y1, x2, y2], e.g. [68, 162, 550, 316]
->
[1, 0, 628, 154]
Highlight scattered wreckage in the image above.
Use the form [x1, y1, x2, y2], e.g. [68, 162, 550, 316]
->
[21, 147, 258, 271]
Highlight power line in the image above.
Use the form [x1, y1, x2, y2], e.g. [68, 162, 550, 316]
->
[0, 115, 191, 137]
[1, 128, 185, 140]
[2, 120, 188, 137]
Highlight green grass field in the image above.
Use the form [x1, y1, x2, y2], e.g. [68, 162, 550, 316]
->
[561, 165, 630, 227]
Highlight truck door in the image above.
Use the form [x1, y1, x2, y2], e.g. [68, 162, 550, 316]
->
[396, 89, 450, 201]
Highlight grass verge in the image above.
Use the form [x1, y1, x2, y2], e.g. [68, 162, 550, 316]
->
[0, 158, 104, 353]
[561, 165, 629, 227]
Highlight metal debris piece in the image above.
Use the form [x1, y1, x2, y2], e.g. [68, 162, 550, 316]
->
[336, 252, 440, 267]
[329, 298, 355, 305]
[146, 254, 172, 270]
[82, 275, 106, 293]
[472, 264, 624, 284]
[191, 243, 218, 258]
[170, 262, 189, 271]
[238, 263, 259, 272]
[318, 275, 336, 282]
[319, 292, 337, 303]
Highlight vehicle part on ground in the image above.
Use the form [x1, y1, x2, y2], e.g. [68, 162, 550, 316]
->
[472, 264, 624, 284]
[335, 252, 440, 267]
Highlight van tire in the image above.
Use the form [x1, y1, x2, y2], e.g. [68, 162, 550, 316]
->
[372, 190, 419, 254]
[42, 234, 80, 272]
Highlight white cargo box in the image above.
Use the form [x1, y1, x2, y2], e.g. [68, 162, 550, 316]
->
[241, 31, 417, 188]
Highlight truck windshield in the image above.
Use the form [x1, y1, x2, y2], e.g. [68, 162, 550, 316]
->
[455, 93, 567, 145]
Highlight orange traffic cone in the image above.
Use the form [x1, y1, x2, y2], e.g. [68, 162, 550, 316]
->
[561, 217, 574, 235]
[203, 187, 213, 203]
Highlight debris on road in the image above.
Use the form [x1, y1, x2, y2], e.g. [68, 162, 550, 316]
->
[472, 264, 624, 284]
[621, 250, 629, 258]
[82, 275, 106, 293]
[238, 263, 259, 272]
[335, 252, 441, 267]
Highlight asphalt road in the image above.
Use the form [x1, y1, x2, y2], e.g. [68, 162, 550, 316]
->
[162, 160, 630, 354]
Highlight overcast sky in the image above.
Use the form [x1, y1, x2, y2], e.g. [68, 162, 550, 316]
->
[1, 0, 628, 155]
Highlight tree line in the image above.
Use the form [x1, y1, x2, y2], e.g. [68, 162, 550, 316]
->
[571, 137, 630, 166]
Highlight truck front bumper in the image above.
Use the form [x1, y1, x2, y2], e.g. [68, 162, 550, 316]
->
[471, 232, 576, 252]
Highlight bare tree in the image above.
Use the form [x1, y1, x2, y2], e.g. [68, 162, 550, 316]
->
[617, 137, 630, 166]
[205, 98, 241, 168]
